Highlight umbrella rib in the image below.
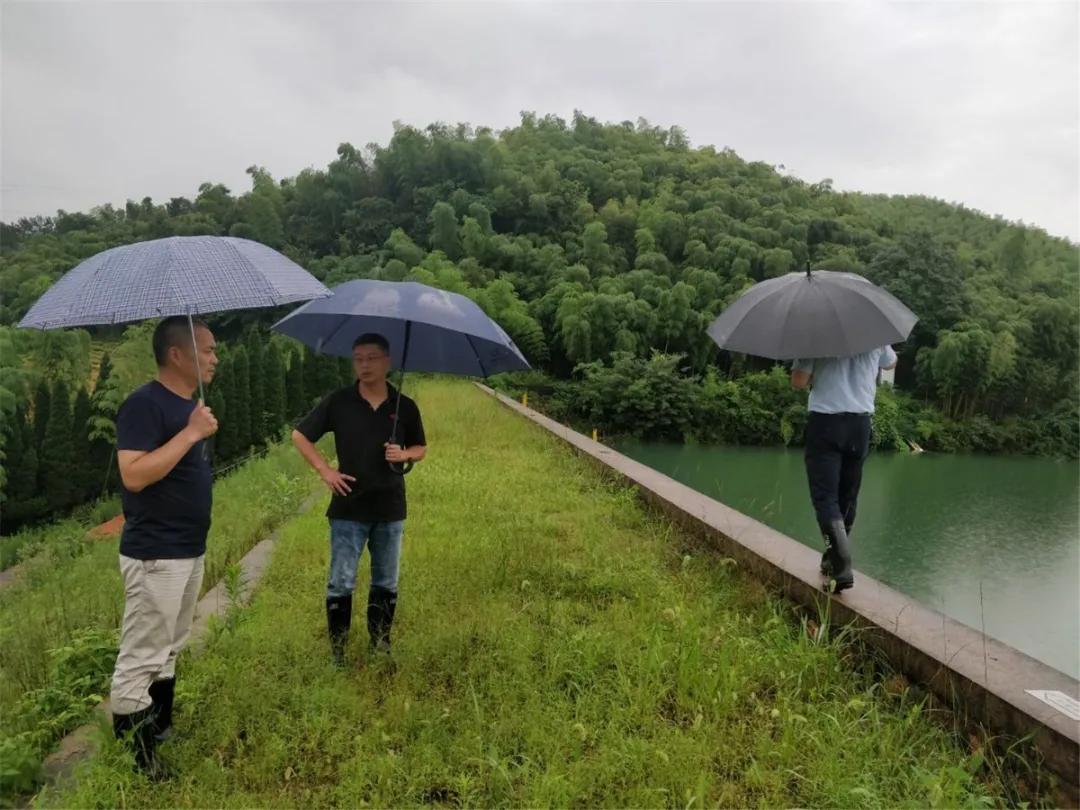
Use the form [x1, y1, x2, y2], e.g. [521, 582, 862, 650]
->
[723, 286, 788, 355]
[772, 280, 805, 358]
[317, 313, 353, 355]
[163, 238, 192, 316]
[822, 289, 854, 358]
[466, 334, 489, 378]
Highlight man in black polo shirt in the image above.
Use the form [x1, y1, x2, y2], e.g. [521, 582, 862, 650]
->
[292, 333, 426, 665]
[109, 316, 218, 775]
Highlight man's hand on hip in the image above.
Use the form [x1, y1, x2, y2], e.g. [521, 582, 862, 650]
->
[320, 467, 356, 497]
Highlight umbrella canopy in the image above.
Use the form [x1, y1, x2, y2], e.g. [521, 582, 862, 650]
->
[706, 268, 917, 360]
[18, 236, 331, 329]
[271, 279, 531, 377]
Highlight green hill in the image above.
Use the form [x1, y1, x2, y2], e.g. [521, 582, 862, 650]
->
[1, 113, 1076, 519]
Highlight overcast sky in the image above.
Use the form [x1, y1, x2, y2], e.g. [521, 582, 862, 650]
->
[2, 2, 1077, 241]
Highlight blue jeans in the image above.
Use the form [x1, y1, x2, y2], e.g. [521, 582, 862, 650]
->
[327, 519, 404, 599]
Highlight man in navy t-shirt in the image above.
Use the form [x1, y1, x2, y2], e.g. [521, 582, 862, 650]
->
[108, 316, 218, 775]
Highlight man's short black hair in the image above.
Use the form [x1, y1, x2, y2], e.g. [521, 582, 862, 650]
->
[352, 333, 390, 354]
[153, 316, 208, 367]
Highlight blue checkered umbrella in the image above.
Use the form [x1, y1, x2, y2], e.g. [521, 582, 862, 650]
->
[18, 235, 331, 402]
[18, 236, 330, 329]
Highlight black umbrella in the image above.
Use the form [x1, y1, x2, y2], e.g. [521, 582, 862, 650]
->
[707, 266, 917, 360]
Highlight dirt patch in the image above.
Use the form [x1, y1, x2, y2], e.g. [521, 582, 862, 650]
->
[86, 514, 124, 539]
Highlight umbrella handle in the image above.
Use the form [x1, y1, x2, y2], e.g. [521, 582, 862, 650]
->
[389, 460, 414, 476]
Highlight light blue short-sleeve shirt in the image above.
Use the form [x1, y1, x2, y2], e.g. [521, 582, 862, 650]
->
[792, 346, 897, 414]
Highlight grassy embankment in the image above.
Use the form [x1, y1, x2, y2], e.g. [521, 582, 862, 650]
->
[40, 380, 1029, 808]
[0, 438, 323, 798]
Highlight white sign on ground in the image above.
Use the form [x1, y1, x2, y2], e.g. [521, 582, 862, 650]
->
[1025, 690, 1080, 721]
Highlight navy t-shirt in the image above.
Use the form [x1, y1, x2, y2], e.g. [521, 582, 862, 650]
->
[116, 381, 212, 560]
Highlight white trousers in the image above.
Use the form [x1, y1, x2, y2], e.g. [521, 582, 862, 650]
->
[109, 554, 204, 715]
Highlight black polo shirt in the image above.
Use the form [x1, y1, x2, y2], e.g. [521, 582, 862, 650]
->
[296, 383, 425, 522]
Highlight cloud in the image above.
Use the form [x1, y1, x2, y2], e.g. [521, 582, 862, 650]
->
[2, 1, 1076, 240]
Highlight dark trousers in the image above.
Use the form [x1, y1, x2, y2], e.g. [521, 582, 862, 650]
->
[804, 412, 872, 533]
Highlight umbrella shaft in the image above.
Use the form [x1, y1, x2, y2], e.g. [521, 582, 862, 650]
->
[389, 320, 412, 447]
[188, 313, 209, 462]
[188, 314, 205, 403]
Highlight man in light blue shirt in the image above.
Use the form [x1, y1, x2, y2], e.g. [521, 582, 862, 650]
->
[791, 346, 897, 592]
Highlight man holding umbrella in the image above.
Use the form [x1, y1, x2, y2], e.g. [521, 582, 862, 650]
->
[18, 234, 331, 774]
[291, 333, 427, 665]
[791, 346, 897, 592]
[274, 278, 531, 664]
[109, 316, 219, 774]
[707, 265, 916, 594]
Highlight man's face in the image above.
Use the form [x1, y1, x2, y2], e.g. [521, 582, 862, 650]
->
[353, 342, 390, 385]
[173, 325, 218, 387]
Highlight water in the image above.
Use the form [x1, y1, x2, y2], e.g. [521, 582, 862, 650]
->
[615, 441, 1080, 679]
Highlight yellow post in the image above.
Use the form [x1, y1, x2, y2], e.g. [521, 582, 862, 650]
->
[592, 428, 598, 442]
[522, 392, 529, 408]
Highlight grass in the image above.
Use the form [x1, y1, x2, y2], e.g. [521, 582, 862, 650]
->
[1, 496, 123, 571]
[0, 438, 323, 799]
[37, 380, 1034, 808]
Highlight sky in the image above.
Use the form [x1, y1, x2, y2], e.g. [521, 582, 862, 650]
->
[2, 1, 1078, 241]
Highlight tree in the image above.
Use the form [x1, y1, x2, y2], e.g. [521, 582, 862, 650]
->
[461, 217, 489, 262]
[72, 386, 94, 500]
[245, 194, 285, 247]
[582, 222, 612, 275]
[245, 329, 267, 446]
[467, 203, 493, 235]
[430, 201, 462, 259]
[214, 356, 239, 460]
[303, 347, 324, 406]
[205, 383, 228, 464]
[762, 247, 796, 279]
[1, 407, 46, 526]
[231, 347, 252, 452]
[195, 182, 235, 227]
[865, 233, 965, 346]
[386, 228, 425, 268]
[88, 352, 117, 491]
[239, 166, 286, 247]
[286, 349, 307, 419]
[264, 343, 288, 438]
[40, 380, 75, 511]
[33, 379, 51, 452]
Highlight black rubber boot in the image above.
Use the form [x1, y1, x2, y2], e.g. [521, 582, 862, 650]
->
[823, 519, 854, 593]
[820, 525, 853, 577]
[148, 677, 175, 742]
[367, 586, 397, 653]
[326, 594, 353, 667]
[113, 705, 170, 778]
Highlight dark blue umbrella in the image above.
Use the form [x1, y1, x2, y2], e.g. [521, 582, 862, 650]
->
[272, 279, 531, 471]
[18, 235, 331, 400]
[271, 279, 530, 375]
